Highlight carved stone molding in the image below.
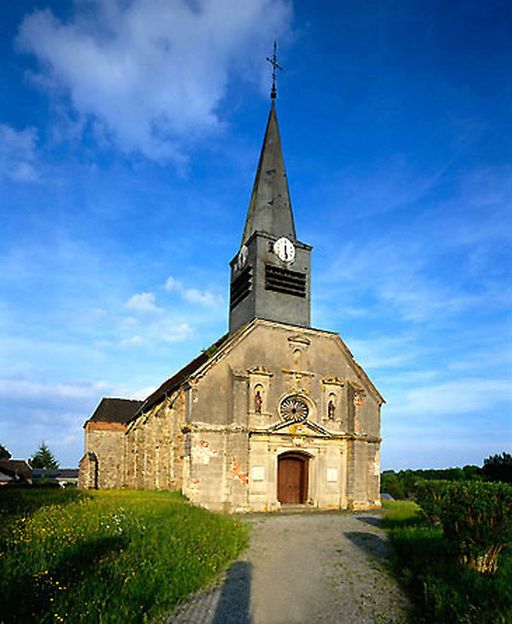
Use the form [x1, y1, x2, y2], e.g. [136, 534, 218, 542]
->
[247, 366, 273, 377]
[287, 334, 311, 348]
[321, 376, 344, 387]
[231, 367, 249, 380]
[281, 368, 315, 377]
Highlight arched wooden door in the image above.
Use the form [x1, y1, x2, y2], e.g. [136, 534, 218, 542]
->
[277, 452, 309, 504]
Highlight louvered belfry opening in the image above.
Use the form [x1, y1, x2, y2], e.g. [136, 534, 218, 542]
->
[230, 266, 253, 309]
[265, 264, 306, 298]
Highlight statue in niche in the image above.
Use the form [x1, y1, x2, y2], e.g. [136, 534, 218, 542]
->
[328, 399, 336, 420]
[254, 389, 263, 414]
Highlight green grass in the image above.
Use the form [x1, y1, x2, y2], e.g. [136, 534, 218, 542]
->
[382, 500, 512, 624]
[0, 489, 248, 623]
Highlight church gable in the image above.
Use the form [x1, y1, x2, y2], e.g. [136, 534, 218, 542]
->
[186, 320, 382, 441]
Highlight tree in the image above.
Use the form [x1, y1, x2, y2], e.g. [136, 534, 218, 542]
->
[482, 452, 512, 484]
[0, 443, 12, 460]
[381, 470, 405, 499]
[29, 442, 59, 469]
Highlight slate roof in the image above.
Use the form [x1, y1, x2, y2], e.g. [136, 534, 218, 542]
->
[0, 459, 32, 482]
[242, 102, 296, 245]
[32, 468, 79, 479]
[89, 398, 144, 424]
[133, 333, 230, 418]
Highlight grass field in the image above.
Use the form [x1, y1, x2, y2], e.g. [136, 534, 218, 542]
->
[0, 489, 248, 623]
[382, 500, 512, 624]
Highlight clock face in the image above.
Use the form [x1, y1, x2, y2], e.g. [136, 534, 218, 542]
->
[237, 245, 248, 270]
[274, 237, 295, 263]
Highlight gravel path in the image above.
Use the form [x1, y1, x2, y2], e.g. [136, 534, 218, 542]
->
[166, 511, 409, 624]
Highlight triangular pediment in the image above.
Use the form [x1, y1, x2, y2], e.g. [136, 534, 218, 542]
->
[258, 419, 332, 438]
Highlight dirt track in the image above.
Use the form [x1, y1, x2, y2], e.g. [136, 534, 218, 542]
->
[167, 511, 409, 624]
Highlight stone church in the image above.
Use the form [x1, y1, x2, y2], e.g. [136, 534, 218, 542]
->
[79, 99, 384, 512]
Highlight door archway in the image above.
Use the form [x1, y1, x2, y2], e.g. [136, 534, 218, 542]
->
[277, 452, 309, 504]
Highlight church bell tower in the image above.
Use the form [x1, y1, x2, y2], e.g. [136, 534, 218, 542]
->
[229, 100, 312, 333]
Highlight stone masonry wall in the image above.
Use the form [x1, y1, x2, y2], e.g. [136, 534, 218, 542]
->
[123, 391, 186, 491]
[78, 452, 97, 489]
[83, 422, 126, 489]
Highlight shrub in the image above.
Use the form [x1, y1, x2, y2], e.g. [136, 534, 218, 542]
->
[381, 471, 405, 499]
[383, 499, 512, 624]
[415, 479, 450, 524]
[417, 480, 512, 574]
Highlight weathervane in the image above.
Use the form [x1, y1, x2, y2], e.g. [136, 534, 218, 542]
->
[266, 41, 283, 100]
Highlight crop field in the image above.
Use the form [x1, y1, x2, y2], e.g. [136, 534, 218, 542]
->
[383, 500, 512, 624]
[0, 489, 248, 623]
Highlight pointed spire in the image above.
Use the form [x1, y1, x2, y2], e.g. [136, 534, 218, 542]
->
[242, 102, 296, 244]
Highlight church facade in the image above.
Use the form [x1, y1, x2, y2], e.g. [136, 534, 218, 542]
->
[79, 101, 383, 512]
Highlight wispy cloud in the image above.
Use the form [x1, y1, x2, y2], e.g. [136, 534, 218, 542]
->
[0, 124, 39, 182]
[346, 334, 419, 370]
[17, 0, 292, 162]
[124, 292, 161, 313]
[0, 377, 109, 402]
[390, 377, 512, 417]
[165, 274, 223, 307]
[119, 335, 144, 347]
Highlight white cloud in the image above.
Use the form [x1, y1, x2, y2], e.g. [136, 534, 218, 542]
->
[0, 124, 39, 182]
[346, 334, 419, 370]
[158, 321, 192, 343]
[17, 0, 292, 162]
[165, 275, 179, 291]
[124, 291, 160, 312]
[165, 274, 223, 307]
[183, 287, 223, 307]
[120, 335, 144, 346]
[126, 385, 158, 401]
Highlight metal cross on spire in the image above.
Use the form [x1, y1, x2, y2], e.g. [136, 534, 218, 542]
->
[266, 41, 283, 100]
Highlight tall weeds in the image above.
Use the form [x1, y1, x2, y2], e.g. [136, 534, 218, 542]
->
[0, 489, 248, 623]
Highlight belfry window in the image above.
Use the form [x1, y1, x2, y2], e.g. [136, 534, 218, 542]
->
[230, 266, 253, 309]
[265, 265, 306, 297]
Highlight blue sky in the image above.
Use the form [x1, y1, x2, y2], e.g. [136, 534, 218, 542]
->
[0, 0, 510, 469]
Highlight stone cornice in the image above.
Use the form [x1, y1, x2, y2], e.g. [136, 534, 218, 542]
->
[182, 422, 248, 434]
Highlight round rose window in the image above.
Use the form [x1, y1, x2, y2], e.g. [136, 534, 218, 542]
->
[279, 395, 309, 422]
